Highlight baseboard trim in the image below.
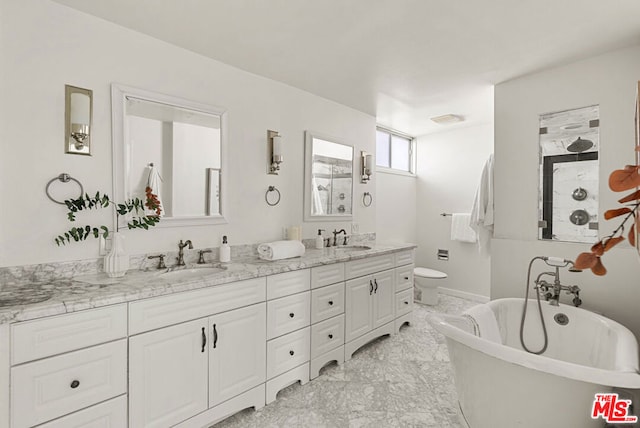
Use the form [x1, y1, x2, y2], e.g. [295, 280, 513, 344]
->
[438, 287, 489, 303]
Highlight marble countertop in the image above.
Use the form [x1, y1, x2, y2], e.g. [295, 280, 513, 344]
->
[0, 243, 416, 324]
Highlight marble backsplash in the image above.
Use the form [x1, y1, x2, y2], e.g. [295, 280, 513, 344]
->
[0, 233, 375, 288]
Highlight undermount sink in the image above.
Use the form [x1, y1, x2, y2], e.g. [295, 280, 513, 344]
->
[159, 265, 227, 280]
[334, 245, 372, 252]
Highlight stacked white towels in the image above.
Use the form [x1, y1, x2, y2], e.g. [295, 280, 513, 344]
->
[451, 213, 477, 243]
[258, 240, 306, 261]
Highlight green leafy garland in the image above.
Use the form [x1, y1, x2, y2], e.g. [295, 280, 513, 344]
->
[55, 187, 162, 246]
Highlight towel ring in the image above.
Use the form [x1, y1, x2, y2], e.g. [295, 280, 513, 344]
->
[363, 192, 372, 207]
[265, 186, 281, 206]
[45, 173, 84, 205]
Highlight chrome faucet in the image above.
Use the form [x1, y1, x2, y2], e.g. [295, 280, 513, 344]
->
[534, 260, 582, 307]
[332, 229, 347, 246]
[177, 240, 193, 266]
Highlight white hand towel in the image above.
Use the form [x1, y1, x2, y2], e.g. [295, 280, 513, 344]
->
[464, 304, 502, 344]
[146, 165, 164, 217]
[451, 213, 477, 243]
[257, 240, 306, 261]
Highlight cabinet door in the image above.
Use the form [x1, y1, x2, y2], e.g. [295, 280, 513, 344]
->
[345, 276, 373, 342]
[129, 318, 208, 428]
[209, 303, 266, 407]
[372, 270, 395, 328]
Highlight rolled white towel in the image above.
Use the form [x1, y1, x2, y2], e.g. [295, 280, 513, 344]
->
[257, 240, 305, 261]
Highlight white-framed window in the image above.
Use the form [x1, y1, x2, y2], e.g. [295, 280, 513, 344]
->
[375, 126, 415, 175]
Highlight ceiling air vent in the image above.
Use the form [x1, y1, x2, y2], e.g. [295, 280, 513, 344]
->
[430, 114, 464, 124]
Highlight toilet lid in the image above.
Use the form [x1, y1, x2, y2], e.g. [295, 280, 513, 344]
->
[414, 267, 447, 279]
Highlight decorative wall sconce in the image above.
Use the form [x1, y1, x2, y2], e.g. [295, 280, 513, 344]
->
[65, 85, 93, 156]
[268, 130, 283, 174]
[361, 151, 373, 183]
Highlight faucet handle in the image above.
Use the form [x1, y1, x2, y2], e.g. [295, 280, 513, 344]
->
[148, 254, 166, 269]
[198, 249, 213, 264]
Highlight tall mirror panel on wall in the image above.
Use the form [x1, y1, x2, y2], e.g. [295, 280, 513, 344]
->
[112, 84, 228, 228]
[304, 131, 354, 221]
[538, 105, 599, 243]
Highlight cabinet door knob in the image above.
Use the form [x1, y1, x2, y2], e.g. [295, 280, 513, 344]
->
[404, 301, 409, 305]
[404, 276, 409, 280]
[289, 312, 295, 318]
[328, 334, 333, 339]
[70, 380, 80, 389]
[289, 350, 295, 356]
[328, 300, 334, 306]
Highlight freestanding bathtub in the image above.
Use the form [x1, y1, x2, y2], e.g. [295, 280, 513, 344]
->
[428, 298, 640, 428]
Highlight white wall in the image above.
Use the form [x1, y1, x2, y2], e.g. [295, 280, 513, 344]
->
[493, 43, 640, 339]
[415, 123, 494, 297]
[375, 172, 416, 244]
[0, 0, 376, 267]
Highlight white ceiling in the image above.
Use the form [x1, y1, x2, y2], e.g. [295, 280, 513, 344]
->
[53, 0, 640, 136]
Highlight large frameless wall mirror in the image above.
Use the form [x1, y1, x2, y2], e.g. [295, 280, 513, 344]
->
[538, 105, 599, 243]
[111, 84, 228, 228]
[304, 131, 354, 221]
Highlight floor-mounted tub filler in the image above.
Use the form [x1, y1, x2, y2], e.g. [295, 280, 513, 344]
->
[428, 257, 640, 428]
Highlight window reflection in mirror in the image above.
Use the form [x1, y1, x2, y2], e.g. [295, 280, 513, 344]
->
[112, 84, 227, 228]
[304, 131, 353, 221]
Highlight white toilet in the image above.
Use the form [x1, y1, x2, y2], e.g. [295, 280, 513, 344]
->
[414, 267, 447, 305]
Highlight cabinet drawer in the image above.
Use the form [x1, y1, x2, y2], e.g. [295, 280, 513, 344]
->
[266, 269, 310, 300]
[311, 263, 345, 289]
[267, 327, 310, 379]
[311, 282, 345, 324]
[11, 340, 127, 428]
[37, 395, 127, 428]
[395, 265, 414, 292]
[267, 292, 310, 339]
[396, 288, 414, 317]
[395, 250, 415, 267]
[345, 255, 394, 279]
[12, 304, 127, 365]
[311, 315, 344, 359]
[129, 277, 266, 334]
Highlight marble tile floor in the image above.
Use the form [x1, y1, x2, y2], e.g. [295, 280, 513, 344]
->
[213, 294, 477, 428]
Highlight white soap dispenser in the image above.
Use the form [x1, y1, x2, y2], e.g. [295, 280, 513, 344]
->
[315, 229, 325, 249]
[219, 235, 231, 263]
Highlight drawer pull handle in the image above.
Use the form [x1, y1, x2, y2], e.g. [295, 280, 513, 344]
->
[404, 301, 409, 305]
[374, 279, 378, 293]
[369, 280, 373, 295]
[213, 324, 218, 349]
[201, 327, 206, 352]
[70, 380, 80, 389]
[404, 276, 409, 280]
[289, 350, 295, 356]
[289, 313, 295, 318]
[328, 300, 334, 306]
[328, 334, 333, 339]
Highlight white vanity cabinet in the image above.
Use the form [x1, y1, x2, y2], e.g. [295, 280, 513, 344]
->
[265, 270, 311, 404]
[343, 251, 415, 360]
[9, 304, 128, 428]
[128, 277, 267, 428]
[394, 250, 415, 332]
[309, 263, 346, 379]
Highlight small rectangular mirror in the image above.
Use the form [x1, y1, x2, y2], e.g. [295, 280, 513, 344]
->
[538, 105, 599, 243]
[304, 131, 354, 221]
[112, 84, 227, 228]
